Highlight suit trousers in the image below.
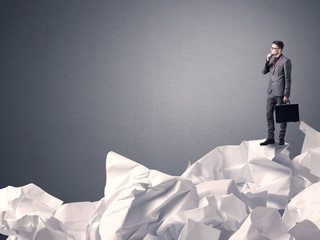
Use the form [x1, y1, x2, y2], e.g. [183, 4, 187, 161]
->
[266, 93, 287, 140]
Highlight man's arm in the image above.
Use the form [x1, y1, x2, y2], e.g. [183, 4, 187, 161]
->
[262, 53, 273, 74]
[283, 58, 292, 98]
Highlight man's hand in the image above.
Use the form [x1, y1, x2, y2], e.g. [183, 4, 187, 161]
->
[283, 96, 289, 103]
[266, 52, 273, 62]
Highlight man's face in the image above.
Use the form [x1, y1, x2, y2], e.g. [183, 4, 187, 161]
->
[270, 44, 281, 56]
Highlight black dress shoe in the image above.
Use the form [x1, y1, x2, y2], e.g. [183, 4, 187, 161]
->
[260, 139, 275, 146]
[279, 139, 285, 145]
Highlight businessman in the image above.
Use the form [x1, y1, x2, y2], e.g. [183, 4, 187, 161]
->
[260, 41, 292, 146]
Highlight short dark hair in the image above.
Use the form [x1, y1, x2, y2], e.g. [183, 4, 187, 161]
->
[273, 41, 284, 50]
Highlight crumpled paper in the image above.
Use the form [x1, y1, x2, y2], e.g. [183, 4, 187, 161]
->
[0, 184, 65, 239]
[229, 207, 291, 240]
[178, 218, 221, 240]
[99, 151, 199, 240]
[0, 121, 319, 239]
[288, 219, 320, 240]
[182, 138, 309, 209]
[293, 121, 320, 179]
[282, 182, 320, 229]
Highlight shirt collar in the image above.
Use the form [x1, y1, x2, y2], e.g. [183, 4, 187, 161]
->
[275, 54, 282, 61]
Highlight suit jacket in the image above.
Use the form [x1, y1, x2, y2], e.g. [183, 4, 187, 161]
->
[262, 54, 292, 97]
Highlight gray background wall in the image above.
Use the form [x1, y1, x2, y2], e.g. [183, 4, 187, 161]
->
[1, 0, 320, 203]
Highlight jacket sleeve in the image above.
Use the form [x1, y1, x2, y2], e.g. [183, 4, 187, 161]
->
[262, 60, 271, 74]
[284, 58, 292, 97]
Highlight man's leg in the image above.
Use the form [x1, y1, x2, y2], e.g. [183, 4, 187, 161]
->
[266, 94, 276, 140]
[261, 94, 276, 145]
[276, 96, 287, 141]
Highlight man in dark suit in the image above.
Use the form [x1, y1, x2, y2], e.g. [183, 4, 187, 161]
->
[260, 41, 292, 146]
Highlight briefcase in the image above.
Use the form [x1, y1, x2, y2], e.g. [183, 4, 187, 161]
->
[275, 102, 300, 123]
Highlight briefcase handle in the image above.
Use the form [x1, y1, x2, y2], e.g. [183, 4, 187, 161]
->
[276, 100, 293, 106]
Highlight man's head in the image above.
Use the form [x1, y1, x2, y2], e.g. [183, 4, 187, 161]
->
[271, 41, 284, 57]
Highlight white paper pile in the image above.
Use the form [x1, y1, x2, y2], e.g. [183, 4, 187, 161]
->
[293, 121, 320, 179]
[1, 121, 320, 239]
[181, 139, 306, 209]
[0, 184, 65, 239]
[229, 207, 291, 240]
[282, 182, 320, 229]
